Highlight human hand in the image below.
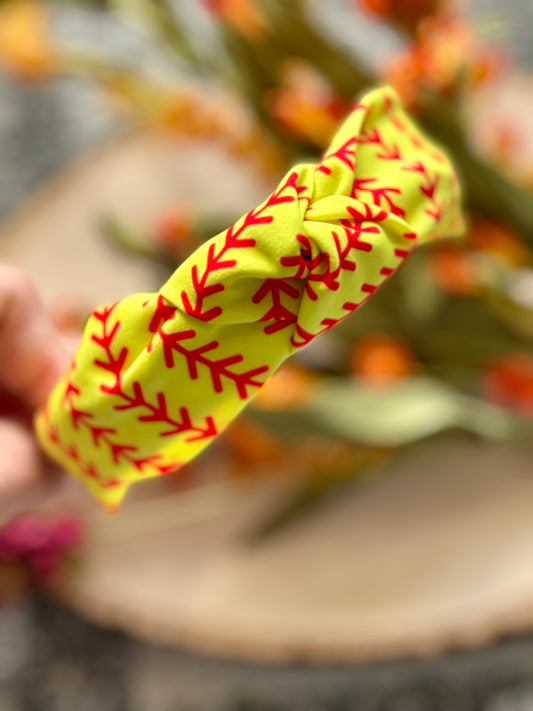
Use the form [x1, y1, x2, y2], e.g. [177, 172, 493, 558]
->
[0, 265, 73, 518]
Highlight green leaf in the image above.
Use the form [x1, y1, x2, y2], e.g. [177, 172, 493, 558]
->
[246, 451, 388, 544]
[303, 377, 529, 446]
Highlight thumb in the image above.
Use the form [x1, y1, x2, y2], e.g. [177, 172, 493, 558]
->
[0, 266, 71, 410]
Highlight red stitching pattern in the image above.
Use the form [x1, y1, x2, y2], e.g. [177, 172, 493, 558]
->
[291, 300, 361, 348]
[114, 384, 217, 442]
[41, 409, 121, 489]
[282, 203, 387, 303]
[91, 306, 218, 441]
[286, 198, 414, 349]
[322, 136, 358, 171]
[402, 160, 443, 223]
[159, 329, 269, 399]
[350, 177, 406, 218]
[356, 126, 402, 161]
[252, 278, 300, 334]
[180, 172, 299, 322]
[63, 379, 173, 474]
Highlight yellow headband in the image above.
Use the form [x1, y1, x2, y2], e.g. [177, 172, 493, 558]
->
[35, 86, 464, 510]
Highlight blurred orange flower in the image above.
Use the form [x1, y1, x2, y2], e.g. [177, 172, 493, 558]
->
[104, 76, 283, 175]
[484, 353, 533, 416]
[255, 363, 314, 410]
[349, 334, 415, 386]
[468, 217, 530, 268]
[429, 245, 479, 295]
[222, 417, 283, 474]
[386, 15, 503, 107]
[153, 208, 194, 257]
[203, 0, 269, 39]
[0, 1, 55, 80]
[104, 79, 213, 136]
[267, 60, 348, 147]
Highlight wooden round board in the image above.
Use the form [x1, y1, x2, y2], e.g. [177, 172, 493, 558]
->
[56, 438, 533, 664]
[3, 127, 533, 664]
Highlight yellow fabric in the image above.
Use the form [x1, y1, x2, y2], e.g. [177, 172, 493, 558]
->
[35, 86, 464, 510]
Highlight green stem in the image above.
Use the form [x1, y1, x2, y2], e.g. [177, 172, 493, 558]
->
[245, 452, 389, 543]
[256, 0, 373, 97]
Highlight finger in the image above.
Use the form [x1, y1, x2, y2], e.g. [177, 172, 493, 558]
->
[0, 265, 71, 409]
[0, 419, 63, 520]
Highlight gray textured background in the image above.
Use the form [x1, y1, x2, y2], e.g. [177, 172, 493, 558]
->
[2, 2, 533, 709]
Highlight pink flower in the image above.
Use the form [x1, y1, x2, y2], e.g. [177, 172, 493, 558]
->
[0, 513, 82, 584]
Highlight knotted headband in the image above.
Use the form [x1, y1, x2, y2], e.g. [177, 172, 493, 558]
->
[35, 86, 464, 510]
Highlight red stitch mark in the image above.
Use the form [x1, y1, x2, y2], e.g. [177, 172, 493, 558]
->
[252, 278, 300, 334]
[62, 307, 204, 479]
[380, 266, 394, 276]
[320, 117, 402, 171]
[331, 231, 356, 274]
[42, 406, 130, 489]
[394, 248, 411, 259]
[291, 322, 318, 349]
[282, 233, 337, 301]
[82, 461, 100, 481]
[281, 203, 386, 304]
[64, 378, 141, 466]
[159, 330, 198, 369]
[351, 178, 405, 218]
[91, 310, 219, 442]
[285, 170, 311, 208]
[149, 295, 177, 333]
[181, 173, 299, 322]
[92, 312, 128, 381]
[63, 382, 80, 403]
[377, 143, 401, 160]
[290, 301, 361, 348]
[341, 205, 382, 252]
[92, 303, 118, 321]
[159, 329, 269, 399]
[89, 425, 117, 446]
[426, 203, 443, 222]
[70, 407, 93, 429]
[157, 462, 181, 475]
[420, 176, 438, 200]
[357, 127, 402, 160]
[280, 233, 313, 279]
[320, 301, 360, 333]
[115, 385, 217, 442]
[402, 161, 443, 224]
[64, 443, 79, 461]
[109, 442, 138, 465]
[322, 136, 358, 170]
[344, 202, 388, 223]
[129, 454, 163, 472]
[80, 460, 120, 489]
[383, 94, 407, 133]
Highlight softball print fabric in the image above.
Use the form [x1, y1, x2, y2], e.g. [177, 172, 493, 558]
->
[35, 86, 465, 510]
